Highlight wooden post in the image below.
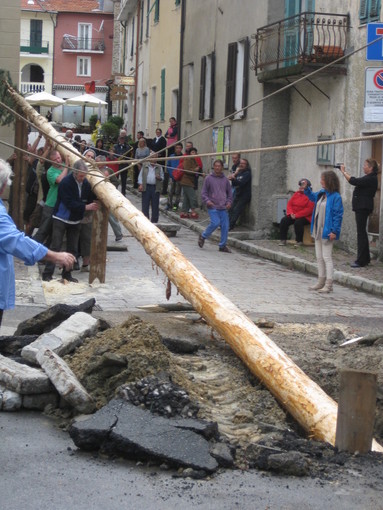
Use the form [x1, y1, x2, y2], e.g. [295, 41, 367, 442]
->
[89, 204, 109, 284]
[11, 117, 28, 229]
[335, 369, 378, 453]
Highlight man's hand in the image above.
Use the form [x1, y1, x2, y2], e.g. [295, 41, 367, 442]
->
[138, 184, 143, 192]
[86, 202, 99, 212]
[44, 251, 75, 271]
[226, 203, 231, 210]
[206, 200, 214, 208]
[329, 232, 336, 241]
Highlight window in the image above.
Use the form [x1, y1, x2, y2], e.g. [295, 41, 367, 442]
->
[146, 0, 150, 38]
[139, 1, 144, 44]
[77, 57, 91, 77]
[359, 0, 381, 23]
[160, 69, 165, 121]
[175, 0, 181, 5]
[30, 19, 42, 48]
[78, 23, 91, 50]
[225, 38, 250, 119]
[187, 63, 194, 119]
[154, 0, 160, 23]
[199, 52, 215, 120]
[130, 17, 135, 57]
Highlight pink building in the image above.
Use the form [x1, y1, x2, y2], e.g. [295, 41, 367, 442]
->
[21, 0, 114, 125]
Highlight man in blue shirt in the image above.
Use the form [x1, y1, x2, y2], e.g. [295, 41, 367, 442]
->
[0, 158, 75, 328]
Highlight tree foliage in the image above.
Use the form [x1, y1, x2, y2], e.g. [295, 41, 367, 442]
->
[0, 70, 18, 126]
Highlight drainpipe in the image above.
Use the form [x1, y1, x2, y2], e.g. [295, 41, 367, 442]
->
[177, 0, 186, 136]
[132, 0, 141, 138]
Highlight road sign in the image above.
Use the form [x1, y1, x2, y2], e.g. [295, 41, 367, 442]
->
[364, 67, 383, 122]
[366, 23, 383, 60]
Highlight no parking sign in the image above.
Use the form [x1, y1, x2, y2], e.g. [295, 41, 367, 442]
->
[364, 67, 383, 122]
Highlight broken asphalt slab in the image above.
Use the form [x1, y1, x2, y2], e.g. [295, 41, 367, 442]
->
[69, 399, 220, 473]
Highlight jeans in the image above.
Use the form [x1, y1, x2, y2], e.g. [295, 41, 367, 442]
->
[142, 184, 160, 223]
[43, 219, 80, 279]
[315, 239, 334, 280]
[202, 208, 229, 248]
[229, 195, 250, 229]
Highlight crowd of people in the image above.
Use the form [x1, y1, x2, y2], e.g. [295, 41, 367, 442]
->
[2, 116, 379, 297]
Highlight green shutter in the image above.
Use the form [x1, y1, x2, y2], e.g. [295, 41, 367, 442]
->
[154, 0, 160, 22]
[175, 0, 181, 5]
[225, 43, 237, 116]
[160, 68, 165, 121]
[370, 0, 381, 19]
[242, 38, 250, 117]
[199, 56, 206, 120]
[209, 52, 215, 119]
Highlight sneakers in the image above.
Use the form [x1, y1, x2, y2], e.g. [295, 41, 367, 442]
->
[115, 235, 123, 241]
[180, 212, 190, 218]
[219, 245, 231, 253]
[42, 274, 52, 282]
[81, 265, 90, 273]
[172, 205, 179, 211]
[190, 212, 199, 219]
[294, 241, 303, 247]
[350, 262, 361, 268]
[73, 261, 80, 271]
[278, 240, 286, 246]
[198, 234, 205, 248]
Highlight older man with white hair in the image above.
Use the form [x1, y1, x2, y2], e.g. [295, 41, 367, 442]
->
[0, 158, 75, 327]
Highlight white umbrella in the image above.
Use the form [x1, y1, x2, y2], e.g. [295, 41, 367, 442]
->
[25, 91, 65, 107]
[65, 93, 107, 106]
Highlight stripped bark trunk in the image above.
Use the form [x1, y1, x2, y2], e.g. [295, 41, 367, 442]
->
[6, 84, 382, 452]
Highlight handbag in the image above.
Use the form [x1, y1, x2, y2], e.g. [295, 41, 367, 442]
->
[172, 168, 184, 181]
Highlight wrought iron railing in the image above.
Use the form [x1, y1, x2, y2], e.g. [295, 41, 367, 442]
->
[20, 40, 49, 54]
[61, 36, 106, 52]
[253, 12, 350, 75]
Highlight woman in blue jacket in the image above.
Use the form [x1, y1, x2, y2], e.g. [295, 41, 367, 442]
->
[304, 170, 343, 293]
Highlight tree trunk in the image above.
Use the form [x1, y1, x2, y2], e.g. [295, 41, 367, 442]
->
[6, 84, 382, 452]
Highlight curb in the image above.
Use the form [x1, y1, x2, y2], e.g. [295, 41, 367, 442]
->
[160, 205, 383, 298]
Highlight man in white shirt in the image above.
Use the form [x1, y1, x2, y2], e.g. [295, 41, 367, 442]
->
[138, 154, 164, 223]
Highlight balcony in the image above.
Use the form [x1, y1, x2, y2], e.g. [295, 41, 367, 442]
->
[253, 12, 350, 82]
[61, 35, 106, 53]
[20, 40, 49, 54]
[20, 82, 45, 94]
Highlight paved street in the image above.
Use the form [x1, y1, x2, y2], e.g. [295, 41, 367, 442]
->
[3, 191, 383, 334]
[1, 191, 383, 509]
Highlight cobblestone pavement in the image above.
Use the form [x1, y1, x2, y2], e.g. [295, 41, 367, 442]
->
[3, 188, 382, 334]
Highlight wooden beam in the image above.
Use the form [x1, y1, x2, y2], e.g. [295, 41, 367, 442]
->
[335, 369, 378, 453]
[89, 204, 109, 284]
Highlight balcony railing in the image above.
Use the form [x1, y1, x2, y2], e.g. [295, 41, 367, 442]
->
[20, 82, 45, 94]
[253, 12, 350, 79]
[20, 40, 49, 54]
[61, 35, 106, 52]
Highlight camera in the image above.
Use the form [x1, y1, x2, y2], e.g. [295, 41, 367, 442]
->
[333, 163, 342, 169]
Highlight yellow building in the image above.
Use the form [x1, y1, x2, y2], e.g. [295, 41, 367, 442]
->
[20, 1, 57, 96]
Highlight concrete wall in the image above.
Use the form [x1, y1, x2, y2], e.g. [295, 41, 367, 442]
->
[181, 0, 267, 229]
[0, 0, 20, 162]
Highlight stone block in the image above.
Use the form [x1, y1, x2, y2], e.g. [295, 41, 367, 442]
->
[15, 298, 96, 336]
[36, 348, 95, 414]
[22, 392, 59, 410]
[0, 384, 22, 411]
[21, 312, 99, 364]
[0, 354, 52, 394]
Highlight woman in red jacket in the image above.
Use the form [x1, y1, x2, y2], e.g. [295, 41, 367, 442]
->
[278, 179, 314, 246]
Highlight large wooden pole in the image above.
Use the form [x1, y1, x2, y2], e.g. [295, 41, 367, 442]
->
[6, 85, 382, 452]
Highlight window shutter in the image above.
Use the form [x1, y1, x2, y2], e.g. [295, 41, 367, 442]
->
[199, 56, 206, 120]
[370, 0, 381, 19]
[242, 37, 250, 118]
[209, 51, 215, 119]
[225, 43, 237, 116]
[359, 0, 368, 21]
[160, 68, 165, 121]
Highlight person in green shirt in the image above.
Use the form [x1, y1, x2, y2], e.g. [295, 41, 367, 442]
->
[33, 149, 69, 246]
